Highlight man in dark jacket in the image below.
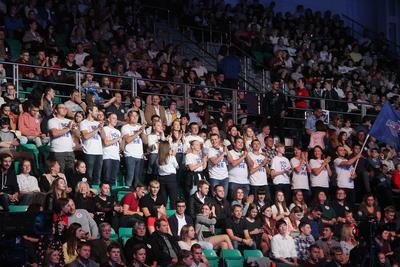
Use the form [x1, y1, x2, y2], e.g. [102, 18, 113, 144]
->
[147, 219, 180, 266]
[168, 198, 193, 239]
[262, 79, 287, 140]
[188, 180, 214, 219]
[0, 153, 19, 211]
[124, 221, 149, 265]
[211, 184, 230, 228]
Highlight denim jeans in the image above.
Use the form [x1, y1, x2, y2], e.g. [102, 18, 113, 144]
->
[158, 174, 178, 209]
[147, 153, 158, 176]
[84, 154, 103, 184]
[125, 157, 143, 187]
[209, 177, 229, 196]
[102, 159, 120, 185]
[0, 193, 10, 211]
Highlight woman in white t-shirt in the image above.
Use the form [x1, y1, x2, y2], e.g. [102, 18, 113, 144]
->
[309, 145, 332, 198]
[271, 191, 290, 221]
[157, 140, 179, 209]
[247, 139, 270, 198]
[168, 120, 186, 185]
[101, 113, 121, 185]
[147, 120, 164, 177]
[243, 126, 256, 151]
[227, 136, 249, 197]
[185, 140, 207, 196]
[290, 146, 311, 201]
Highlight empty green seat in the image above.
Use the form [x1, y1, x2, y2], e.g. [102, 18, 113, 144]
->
[222, 249, 242, 260]
[9, 205, 29, 212]
[243, 249, 263, 260]
[121, 236, 130, 246]
[112, 185, 129, 190]
[18, 143, 40, 169]
[6, 38, 22, 60]
[117, 191, 130, 202]
[110, 228, 118, 241]
[166, 209, 175, 217]
[91, 184, 100, 191]
[222, 249, 244, 267]
[118, 227, 133, 238]
[203, 249, 219, 267]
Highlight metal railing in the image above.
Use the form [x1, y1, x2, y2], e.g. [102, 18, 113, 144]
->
[1, 61, 376, 127]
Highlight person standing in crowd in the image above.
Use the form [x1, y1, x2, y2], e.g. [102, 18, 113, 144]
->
[290, 146, 311, 201]
[207, 133, 229, 194]
[227, 136, 249, 197]
[270, 143, 292, 202]
[310, 146, 332, 198]
[48, 103, 79, 173]
[122, 110, 146, 187]
[157, 140, 179, 209]
[247, 139, 270, 198]
[80, 106, 103, 184]
[101, 113, 121, 185]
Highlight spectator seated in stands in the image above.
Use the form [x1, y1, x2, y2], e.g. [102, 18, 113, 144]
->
[16, 159, 42, 205]
[68, 241, 98, 267]
[271, 219, 299, 266]
[67, 198, 99, 240]
[18, 104, 49, 147]
[0, 153, 19, 211]
[168, 198, 193, 239]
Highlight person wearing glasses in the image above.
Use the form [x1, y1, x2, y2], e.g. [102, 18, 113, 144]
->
[19, 103, 49, 147]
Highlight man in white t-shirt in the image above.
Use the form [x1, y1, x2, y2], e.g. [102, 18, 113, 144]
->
[122, 110, 147, 187]
[207, 133, 229, 194]
[270, 143, 292, 203]
[334, 146, 361, 205]
[101, 113, 121, 185]
[80, 106, 103, 184]
[48, 103, 79, 173]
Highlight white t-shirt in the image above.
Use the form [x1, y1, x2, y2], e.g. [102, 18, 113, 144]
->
[158, 156, 179, 176]
[271, 155, 291, 185]
[207, 147, 228, 180]
[228, 150, 248, 184]
[102, 126, 121, 160]
[148, 134, 161, 154]
[170, 140, 184, 154]
[121, 124, 144, 158]
[290, 158, 310, 190]
[80, 119, 102, 155]
[185, 152, 203, 172]
[48, 117, 74, 152]
[248, 152, 268, 186]
[334, 158, 354, 189]
[310, 159, 329, 188]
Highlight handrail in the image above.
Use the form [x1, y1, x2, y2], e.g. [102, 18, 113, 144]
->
[341, 13, 400, 50]
[177, 29, 262, 92]
[2, 60, 376, 124]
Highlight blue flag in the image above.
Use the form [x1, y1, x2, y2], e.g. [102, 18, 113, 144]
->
[369, 101, 400, 150]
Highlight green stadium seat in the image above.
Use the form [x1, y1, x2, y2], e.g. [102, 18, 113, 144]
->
[91, 184, 100, 191]
[9, 205, 29, 212]
[222, 249, 244, 267]
[121, 236, 130, 246]
[117, 191, 130, 202]
[112, 185, 129, 190]
[243, 249, 263, 260]
[6, 38, 22, 60]
[110, 227, 118, 241]
[118, 227, 133, 238]
[166, 209, 175, 217]
[14, 161, 20, 173]
[222, 249, 242, 260]
[215, 228, 223, 234]
[203, 249, 219, 267]
[18, 143, 40, 169]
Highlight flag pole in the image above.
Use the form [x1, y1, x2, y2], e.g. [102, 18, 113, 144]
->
[354, 134, 370, 170]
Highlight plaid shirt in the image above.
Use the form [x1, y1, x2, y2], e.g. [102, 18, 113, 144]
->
[294, 234, 315, 261]
[264, 147, 277, 166]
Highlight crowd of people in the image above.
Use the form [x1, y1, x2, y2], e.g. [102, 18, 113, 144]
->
[0, 0, 400, 267]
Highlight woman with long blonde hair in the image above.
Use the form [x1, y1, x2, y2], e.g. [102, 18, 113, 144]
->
[157, 140, 179, 209]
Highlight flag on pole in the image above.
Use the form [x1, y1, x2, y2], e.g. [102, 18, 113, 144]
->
[369, 101, 400, 150]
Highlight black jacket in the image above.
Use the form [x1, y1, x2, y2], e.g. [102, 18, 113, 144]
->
[188, 192, 214, 219]
[211, 196, 231, 228]
[168, 213, 193, 238]
[0, 167, 19, 194]
[147, 231, 180, 267]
